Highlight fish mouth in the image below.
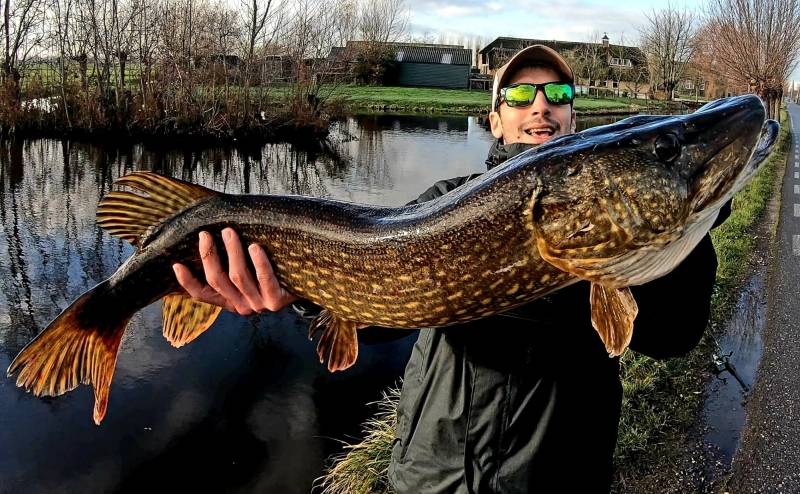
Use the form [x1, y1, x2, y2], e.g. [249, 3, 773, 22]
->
[527, 94, 773, 286]
[730, 118, 780, 190]
[687, 95, 773, 213]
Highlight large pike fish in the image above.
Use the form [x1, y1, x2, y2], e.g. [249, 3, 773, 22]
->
[7, 95, 779, 424]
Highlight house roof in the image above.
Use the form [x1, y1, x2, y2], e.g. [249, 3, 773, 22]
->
[395, 45, 471, 65]
[326, 42, 472, 66]
[479, 36, 644, 62]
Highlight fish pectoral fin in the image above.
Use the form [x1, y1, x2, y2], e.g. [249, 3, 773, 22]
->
[590, 283, 638, 357]
[162, 293, 222, 347]
[96, 171, 216, 246]
[308, 310, 360, 372]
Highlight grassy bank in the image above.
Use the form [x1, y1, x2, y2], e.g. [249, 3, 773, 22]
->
[316, 110, 790, 494]
[3, 84, 333, 145]
[324, 85, 679, 115]
[612, 109, 787, 489]
[7, 83, 676, 142]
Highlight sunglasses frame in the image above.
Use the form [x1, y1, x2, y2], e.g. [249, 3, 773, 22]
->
[496, 81, 576, 111]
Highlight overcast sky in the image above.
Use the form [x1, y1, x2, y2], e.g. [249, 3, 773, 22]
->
[405, 0, 800, 84]
[407, 0, 684, 45]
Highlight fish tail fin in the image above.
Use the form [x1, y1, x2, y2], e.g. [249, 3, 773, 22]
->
[6, 280, 130, 425]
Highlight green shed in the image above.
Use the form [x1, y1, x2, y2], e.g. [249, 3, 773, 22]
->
[395, 45, 472, 89]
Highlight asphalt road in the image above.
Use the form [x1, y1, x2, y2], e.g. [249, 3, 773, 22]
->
[728, 104, 800, 493]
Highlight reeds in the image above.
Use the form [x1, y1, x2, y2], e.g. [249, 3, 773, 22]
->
[316, 385, 400, 494]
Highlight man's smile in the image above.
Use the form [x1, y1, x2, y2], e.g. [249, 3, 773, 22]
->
[524, 126, 556, 137]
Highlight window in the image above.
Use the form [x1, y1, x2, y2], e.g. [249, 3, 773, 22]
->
[441, 53, 452, 64]
[610, 57, 632, 67]
[396, 50, 405, 62]
[685, 80, 694, 90]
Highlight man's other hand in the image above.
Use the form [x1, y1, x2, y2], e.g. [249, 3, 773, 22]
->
[172, 227, 298, 315]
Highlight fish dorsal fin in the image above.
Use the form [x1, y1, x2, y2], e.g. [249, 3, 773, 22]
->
[162, 293, 222, 347]
[308, 310, 360, 372]
[590, 283, 638, 357]
[97, 171, 216, 246]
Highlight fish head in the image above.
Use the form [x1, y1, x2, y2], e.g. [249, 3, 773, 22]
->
[525, 94, 777, 285]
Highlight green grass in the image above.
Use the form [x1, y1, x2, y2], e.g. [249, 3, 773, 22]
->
[317, 109, 790, 493]
[16, 70, 673, 117]
[315, 387, 400, 494]
[22, 62, 143, 90]
[612, 109, 788, 487]
[323, 85, 662, 114]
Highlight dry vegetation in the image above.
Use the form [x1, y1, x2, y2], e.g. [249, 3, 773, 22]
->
[0, 0, 408, 141]
[704, 0, 800, 119]
[639, 5, 697, 101]
[638, 0, 800, 112]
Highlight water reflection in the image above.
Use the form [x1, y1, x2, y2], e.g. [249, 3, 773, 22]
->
[0, 113, 619, 492]
[702, 273, 766, 472]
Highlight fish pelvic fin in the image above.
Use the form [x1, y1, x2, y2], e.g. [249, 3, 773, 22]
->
[96, 171, 216, 246]
[162, 293, 222, 347]
[308, 310, 360, 372]
[6, 280, 129, 425]
[589, 283, 638, 357]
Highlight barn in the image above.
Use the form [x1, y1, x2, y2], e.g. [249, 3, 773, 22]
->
[395, 45, 472, 89]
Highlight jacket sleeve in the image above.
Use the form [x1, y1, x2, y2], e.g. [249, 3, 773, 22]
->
[627, 233, 717, 359]
[627, 197, 730, 359]
[712, 200, 732, 229]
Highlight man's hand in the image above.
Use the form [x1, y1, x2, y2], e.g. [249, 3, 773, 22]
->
[172, 227, 298, 315]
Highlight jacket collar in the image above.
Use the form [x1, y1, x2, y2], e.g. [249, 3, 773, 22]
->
[485, 140, 535, 170]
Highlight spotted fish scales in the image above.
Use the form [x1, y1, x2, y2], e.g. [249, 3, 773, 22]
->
[7, 95, 779, 425]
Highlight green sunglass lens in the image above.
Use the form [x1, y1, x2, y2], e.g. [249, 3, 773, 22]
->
[505, 85, 536, 106]
[544, 83, 574, 104]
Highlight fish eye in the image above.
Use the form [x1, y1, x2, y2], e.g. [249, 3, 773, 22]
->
[654, 133, 681, 162]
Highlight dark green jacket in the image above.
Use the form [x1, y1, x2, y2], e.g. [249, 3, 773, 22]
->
[385, 141, 724, 493]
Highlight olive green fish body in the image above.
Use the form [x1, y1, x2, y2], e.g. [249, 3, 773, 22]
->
[138, 176, 570, 329]
[7, 95, 780, 424]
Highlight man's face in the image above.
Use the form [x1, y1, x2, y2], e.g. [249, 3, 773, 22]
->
[489, 66, 577, 145]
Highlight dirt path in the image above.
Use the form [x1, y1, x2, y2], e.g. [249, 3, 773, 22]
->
[726, 104, 800, 493]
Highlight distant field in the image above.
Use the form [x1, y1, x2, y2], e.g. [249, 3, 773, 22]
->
[323, 85, 671, 114]
[15, 69, 677, 117]
[324, 85, 489, 110]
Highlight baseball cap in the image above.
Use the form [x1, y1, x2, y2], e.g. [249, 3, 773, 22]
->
[491, 44, 575, 111]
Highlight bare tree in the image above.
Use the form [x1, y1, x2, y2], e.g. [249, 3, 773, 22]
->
[610, 32, 629, 97]
[639, 4, 696, 101]
[240, 0, 276, 64]
[46, 0, 74, 125]
[67, 0, 91, 91]
[358, 0, 407, 58]
[706, 0, 800, 119]
[2, 0, 362, 137]
[2, 0, 45, 103]
[238, 0, 283, 114]
[577, 30, 606, 96]
[628, 59, 649, 99]
[133, 0, 161, 110]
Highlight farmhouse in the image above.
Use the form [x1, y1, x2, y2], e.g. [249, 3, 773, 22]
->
[479, 35, 650, 98]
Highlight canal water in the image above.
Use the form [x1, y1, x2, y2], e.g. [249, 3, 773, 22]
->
[0, 113, 622, 492]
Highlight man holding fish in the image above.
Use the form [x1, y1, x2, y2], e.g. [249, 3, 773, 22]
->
[172, 46, 727, 492]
